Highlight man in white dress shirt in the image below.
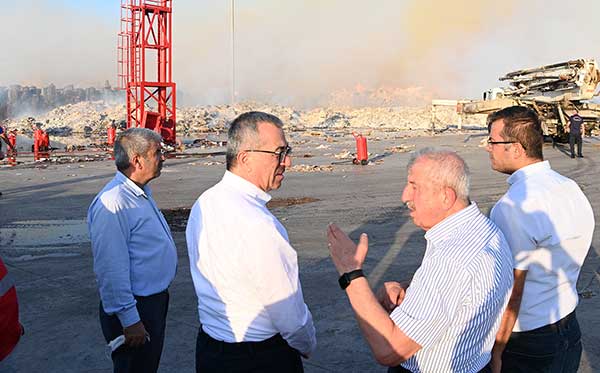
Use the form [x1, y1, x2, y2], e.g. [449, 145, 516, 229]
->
[486, 106, 594, 373]
[186, 111, 316, 372]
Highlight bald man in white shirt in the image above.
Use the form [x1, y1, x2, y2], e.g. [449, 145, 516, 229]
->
[186, 111, 316, 373]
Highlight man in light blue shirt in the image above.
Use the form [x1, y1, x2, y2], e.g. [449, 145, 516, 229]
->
[88, 128, 177, 373]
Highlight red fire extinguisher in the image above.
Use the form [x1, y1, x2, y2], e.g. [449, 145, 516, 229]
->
[7, 132, 16, 150]
[107, 126, 116, 146]
[352, 132, 368, 165]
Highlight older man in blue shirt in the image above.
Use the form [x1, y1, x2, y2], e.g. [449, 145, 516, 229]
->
[88, 128, 177, 373]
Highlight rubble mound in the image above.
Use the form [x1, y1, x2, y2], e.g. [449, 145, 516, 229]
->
[6, 101, 126, 138]
[4, 100, 467, 147]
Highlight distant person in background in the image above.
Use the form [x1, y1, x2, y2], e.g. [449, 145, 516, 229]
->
[0, 125, 16, 197]
[0, 125, 15, 159]
[0, 255, 24, 362]
[567, 112, 585, 158]
[88, 128, 177, 373]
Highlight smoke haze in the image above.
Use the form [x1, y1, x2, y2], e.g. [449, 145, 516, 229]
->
[2, 0, 599, 107]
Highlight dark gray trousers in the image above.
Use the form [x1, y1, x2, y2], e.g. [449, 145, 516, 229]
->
[569, 133, 583, 157]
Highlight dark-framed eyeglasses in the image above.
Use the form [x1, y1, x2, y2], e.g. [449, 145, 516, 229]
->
[244, 145, 292, 164]
[486, 137, 526, 149]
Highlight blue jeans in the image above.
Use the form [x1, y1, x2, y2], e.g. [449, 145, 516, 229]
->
[501, 311, 582, 373]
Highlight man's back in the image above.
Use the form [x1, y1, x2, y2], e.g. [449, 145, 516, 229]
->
[569, 114, 583, 134]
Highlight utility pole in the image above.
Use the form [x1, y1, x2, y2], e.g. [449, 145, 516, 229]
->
[230, 0, 235, 104]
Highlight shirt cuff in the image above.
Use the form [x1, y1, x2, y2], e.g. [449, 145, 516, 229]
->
[390, 306, 442, 348]
[116, 306, 141, 328]
[284, 311, 317, 356]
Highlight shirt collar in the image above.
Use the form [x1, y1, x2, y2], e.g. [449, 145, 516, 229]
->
[115, 171, 150, 198]
[507, 160, 550, 186]
[222, 170, 272, 205]
[424, 202, 480, 246]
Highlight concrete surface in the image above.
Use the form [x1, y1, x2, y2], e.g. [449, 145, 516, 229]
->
[1, 130, 599, 372]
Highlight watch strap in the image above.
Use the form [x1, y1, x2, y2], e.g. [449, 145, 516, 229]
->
[338, 269, 365, 290]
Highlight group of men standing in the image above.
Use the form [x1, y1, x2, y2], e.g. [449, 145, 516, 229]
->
[88, 106, 594, 373]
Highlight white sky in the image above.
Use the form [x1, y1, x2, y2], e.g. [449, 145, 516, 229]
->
[1, 0, 599, 106]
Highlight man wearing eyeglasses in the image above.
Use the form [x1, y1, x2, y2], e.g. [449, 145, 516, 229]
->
[485, 106, 594, 373]
[186, 111, 316, 373]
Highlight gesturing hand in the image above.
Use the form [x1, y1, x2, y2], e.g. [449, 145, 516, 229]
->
[376, 281, 406, 312]
[327, 223, 368, 275]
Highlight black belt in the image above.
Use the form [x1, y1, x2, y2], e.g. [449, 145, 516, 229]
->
[199, 327, 288, 354]
[134, 288, 169, 300]
[528, 311, 576, 333]
[543, 310, 575, 331]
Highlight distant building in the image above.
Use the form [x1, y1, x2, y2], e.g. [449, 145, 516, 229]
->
[0, 82, 124, 121]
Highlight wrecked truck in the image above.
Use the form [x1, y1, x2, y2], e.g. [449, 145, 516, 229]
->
[457, 59, 600, 141]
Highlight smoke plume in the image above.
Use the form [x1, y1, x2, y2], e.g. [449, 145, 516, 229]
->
[2, 0, 600, 107]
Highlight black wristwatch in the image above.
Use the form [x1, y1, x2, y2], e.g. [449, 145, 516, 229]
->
[338, 269, 365, 290]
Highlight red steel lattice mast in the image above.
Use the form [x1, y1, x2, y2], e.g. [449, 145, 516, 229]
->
[118, 0, 176, 144]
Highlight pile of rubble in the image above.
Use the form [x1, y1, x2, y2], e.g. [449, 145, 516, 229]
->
[3, 100, 466, 147]
[5, 102, 127, 138]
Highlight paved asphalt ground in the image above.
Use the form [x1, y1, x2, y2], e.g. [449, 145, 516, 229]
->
[1, 130, 599, 372]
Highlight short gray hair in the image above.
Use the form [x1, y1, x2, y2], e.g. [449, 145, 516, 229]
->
[407, 148, 470, 203]
[114, 128, 162, 171]
[226, 111, 284, 170]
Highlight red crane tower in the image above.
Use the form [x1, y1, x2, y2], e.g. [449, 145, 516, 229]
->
[118, 0, 177, 144]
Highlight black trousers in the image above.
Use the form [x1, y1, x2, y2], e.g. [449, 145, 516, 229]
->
[195, 327, 303, 373]
[569, 133, 583, 157]
[99, 290, 169, 373]
[501, 311, 581, 373]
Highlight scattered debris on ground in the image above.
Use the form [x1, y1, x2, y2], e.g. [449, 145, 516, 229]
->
[161, 208, 190, 232]
[289, 164, 335, 173]
[385, 144, 415, 153]
[266, 197, 320, 209]
[161, 197, 320, 231]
